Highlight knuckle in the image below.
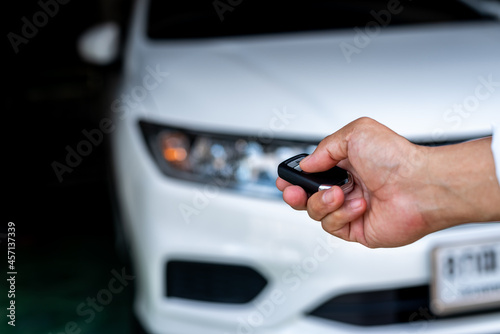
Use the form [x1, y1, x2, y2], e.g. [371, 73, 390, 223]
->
[321, 216, 343, 235]
[356, 116, 375, 127]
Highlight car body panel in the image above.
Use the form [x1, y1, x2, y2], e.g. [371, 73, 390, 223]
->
[107, 0, 500, 333]
[125, 21, 500, 141]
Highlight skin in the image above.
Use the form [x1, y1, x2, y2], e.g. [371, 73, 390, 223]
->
[276, 117, 500, 248]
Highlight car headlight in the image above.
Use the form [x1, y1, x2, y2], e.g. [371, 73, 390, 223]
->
[139, 120, 317, 197]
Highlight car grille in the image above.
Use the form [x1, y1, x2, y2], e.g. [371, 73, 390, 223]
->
[308, 285, 432, 326]
[165, 260, 267, 303]
[308, 284, 500, 326]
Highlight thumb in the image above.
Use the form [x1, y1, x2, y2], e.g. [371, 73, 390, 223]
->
[300, 124, 353, 173]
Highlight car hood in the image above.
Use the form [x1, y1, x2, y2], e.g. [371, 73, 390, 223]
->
[137, 21, 500, 141]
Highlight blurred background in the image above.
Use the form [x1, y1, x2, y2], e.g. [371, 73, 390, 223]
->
[4, 1, 134, 333]
[3, 1, 500, 333]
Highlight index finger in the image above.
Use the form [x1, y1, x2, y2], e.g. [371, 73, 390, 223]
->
[276, 177, 292, 191]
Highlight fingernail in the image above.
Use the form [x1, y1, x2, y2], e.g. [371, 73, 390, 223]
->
[349, 198, 363, 209]
[300, 155, 313, 169]
[322, 187, 337, 204]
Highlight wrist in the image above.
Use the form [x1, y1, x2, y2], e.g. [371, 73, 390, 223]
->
[418, 137, 500, 231]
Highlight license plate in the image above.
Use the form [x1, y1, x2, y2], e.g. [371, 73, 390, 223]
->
[430, 238, 500, 316]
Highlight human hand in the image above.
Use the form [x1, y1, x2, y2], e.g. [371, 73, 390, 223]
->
[277, 117, 500, 248]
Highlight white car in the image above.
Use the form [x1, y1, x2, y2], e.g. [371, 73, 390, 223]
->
[80, 0, 500, 333]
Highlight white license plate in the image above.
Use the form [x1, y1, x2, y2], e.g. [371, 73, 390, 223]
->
[431, 238, 500, 316]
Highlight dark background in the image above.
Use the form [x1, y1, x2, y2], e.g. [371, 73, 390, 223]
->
[4, 1, 500, 333]
[4, 1, 135, 333]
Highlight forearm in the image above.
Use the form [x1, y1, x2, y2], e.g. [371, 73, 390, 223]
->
[419, 137, 500, 230]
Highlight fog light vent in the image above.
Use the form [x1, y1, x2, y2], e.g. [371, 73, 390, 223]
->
[166, 260, 267, 304]
[308, 285, 430, 326]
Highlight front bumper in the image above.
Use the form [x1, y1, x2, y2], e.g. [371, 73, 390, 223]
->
[112, 117, 500, 334]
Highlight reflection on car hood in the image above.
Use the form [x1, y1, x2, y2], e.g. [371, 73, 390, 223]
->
[138, 21, 500, 141]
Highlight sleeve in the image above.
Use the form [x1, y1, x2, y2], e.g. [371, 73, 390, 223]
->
[493, 119, 500, 185]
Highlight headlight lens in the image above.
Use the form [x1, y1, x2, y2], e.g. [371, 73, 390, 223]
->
[140, 121, 317, 197]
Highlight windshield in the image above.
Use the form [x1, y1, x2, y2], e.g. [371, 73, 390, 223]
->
[147, 0, 490, 39]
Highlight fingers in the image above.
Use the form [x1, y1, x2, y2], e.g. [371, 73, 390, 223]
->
[306, 186, 345, 221]
[278, 176, 367, 237]
[300, 117, 383, 173]
[277, 177, 347, 213]
[282, 186, 308, 210]
[275, 177, 292, 191]
[277, 177, 309, 210]
[277, 178, 348, 214]
[299, 120, 356, 173]
[306, 186, 366, 224]
[305, 185, 367, 243]
[320, 197, 367, 234]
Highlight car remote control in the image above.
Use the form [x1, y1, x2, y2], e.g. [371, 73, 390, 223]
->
[278, 153, 353, 194]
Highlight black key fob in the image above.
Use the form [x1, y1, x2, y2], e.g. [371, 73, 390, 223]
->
[278, 153, 353, 195]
